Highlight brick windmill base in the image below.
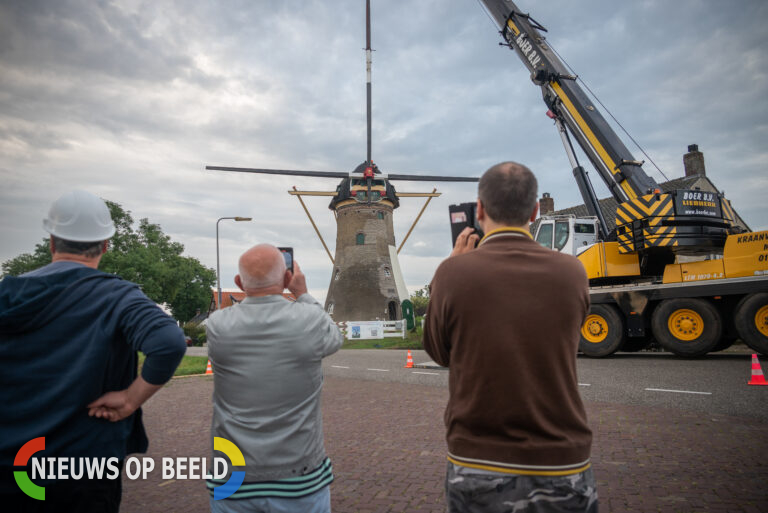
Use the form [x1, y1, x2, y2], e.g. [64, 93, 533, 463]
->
[324, 202, 402, 321]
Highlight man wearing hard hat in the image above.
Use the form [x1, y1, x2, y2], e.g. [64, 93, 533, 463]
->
[0, 190, 187, 512]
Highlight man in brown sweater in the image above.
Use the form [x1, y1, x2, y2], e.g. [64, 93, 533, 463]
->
[423, 162, 598, 512]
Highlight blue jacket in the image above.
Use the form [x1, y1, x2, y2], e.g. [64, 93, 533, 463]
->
[0, 262, 186, 487]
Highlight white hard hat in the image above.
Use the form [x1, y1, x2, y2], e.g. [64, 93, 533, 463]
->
[43, 190, 116, 242]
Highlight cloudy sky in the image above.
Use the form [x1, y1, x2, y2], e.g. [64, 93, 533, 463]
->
[2, 0, 766, 303]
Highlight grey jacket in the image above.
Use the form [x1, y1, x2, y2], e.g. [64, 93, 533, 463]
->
[207, 293, 343, 481]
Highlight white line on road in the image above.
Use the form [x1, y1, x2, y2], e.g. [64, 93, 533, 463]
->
[645, 388, 712, 395]
[578, 383, 591, 387]
[412, 372, 440, 376]
[366, 368, 390, 372]
[331, 365, 350, 369]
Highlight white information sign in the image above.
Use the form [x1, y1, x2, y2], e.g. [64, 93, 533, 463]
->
[346, 321, 384, 340]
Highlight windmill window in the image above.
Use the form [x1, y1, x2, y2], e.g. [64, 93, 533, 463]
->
[356, 233, 365, 245]
[327, 303, 334, 314]
[383, 267, 391, 277]
[334, 269, 341, 281]
[377, 212, 384, 220]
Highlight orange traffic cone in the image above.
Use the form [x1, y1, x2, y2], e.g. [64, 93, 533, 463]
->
[205, 359, 213, 375]
[748, 354, 768, 386]
[404, 350, 414, 369]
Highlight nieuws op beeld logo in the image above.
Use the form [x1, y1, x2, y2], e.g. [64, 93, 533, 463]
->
[14, 436, 245, 501]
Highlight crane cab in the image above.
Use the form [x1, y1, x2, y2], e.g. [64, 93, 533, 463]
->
[534, 215, 599, 256]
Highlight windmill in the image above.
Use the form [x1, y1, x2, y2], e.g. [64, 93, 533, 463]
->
[207, 0, 478, 324]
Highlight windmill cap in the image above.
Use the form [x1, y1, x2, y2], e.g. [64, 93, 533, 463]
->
[43, 190, 116, 242]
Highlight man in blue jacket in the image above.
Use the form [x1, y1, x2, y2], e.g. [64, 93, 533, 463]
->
[0, 190, 187, 512]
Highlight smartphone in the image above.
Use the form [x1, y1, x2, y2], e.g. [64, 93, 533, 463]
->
[449, 203, 484, 247]
[278, 247, 294, 273]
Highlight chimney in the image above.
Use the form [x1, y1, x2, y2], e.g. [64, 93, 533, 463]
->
[539, 192, 554, 215]
[683, 144, 706, 177]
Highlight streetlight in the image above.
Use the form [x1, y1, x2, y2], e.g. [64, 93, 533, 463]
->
[216, 216, 252, 309]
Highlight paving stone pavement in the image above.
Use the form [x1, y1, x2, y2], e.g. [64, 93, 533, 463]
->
[121, 375, 768, 513]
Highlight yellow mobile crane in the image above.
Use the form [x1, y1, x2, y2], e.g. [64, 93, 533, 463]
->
[480, 0, 768, 357]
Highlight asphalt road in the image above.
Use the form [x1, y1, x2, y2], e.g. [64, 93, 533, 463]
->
[323, 349, 768, 421]
[122, 358, 768, 513]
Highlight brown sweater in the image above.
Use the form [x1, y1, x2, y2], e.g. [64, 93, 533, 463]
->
[423, 228, 592, 474]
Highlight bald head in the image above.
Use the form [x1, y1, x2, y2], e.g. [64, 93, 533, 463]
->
[478, 162, 538, 226]
[237, 244, 286, 291]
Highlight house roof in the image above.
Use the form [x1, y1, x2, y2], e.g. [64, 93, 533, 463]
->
[188, 310, 208, 324]
[533, 174, 750, 236]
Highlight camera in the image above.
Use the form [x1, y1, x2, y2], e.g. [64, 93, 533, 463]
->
[278, 247, 294, 273]
[449, 203, 484, 247]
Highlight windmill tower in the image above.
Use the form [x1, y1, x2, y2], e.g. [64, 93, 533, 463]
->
[325, 2, 404, 322]
[325, 163, 402, 321]
[207, 0, 477, 323]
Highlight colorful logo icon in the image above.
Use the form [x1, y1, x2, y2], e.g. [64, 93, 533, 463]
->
[14, 437, 45, 500]
[212, 437, 245, 500]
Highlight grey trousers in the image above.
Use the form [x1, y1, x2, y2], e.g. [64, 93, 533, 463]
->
[446, 463, 598, 513]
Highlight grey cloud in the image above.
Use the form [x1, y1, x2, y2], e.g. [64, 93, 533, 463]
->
[0, 0, 196, 81]
[1, 0, 767, 294]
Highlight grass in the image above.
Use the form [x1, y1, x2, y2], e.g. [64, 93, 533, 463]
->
[341, 324, 424, 350]
[138, 321, 427, 377]
[138, 354, 209, 377]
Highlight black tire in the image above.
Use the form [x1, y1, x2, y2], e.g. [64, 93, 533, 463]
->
[734, 293, 768, 356]
[579, 304, 626, 357]
[651, 298, 722, 357]
[712, 336, 736, 352]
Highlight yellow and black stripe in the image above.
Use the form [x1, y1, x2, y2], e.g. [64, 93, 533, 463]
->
[616, 193, 678, 252]
[721, 198, 736, 228]
[448, 453, 591, 477]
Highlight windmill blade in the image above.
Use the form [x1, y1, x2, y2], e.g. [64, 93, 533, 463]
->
[387, 173, 479, 182]
[206, 166, 348, 179]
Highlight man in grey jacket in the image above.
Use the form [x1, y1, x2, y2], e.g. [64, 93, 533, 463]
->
[205, 244, 343, 513]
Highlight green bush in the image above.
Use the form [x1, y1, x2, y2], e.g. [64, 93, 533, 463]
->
[182, 322, 207, 346]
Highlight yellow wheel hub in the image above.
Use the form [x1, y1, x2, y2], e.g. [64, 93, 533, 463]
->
[756, 305, 768, 337]
[668, 308, 704, 341]
[582, 314, 608, 343]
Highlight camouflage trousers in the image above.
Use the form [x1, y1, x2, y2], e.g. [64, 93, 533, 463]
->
[445, 462, 598, 513]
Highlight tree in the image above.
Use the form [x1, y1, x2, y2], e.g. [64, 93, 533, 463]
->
[1, 240, 51, 277]
[410, 285, 430, 317]
[1, 201, 215, 323]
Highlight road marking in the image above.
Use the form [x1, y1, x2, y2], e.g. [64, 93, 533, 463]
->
[413, 371, 440, 376]
[367, 368, 390, 372]
[331, 365, 350, 369]
[578, 383, 591, 387]
[645, 388, 712, 395]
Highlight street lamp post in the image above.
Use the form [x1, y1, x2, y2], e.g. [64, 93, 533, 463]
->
[216, 216, 252, 309]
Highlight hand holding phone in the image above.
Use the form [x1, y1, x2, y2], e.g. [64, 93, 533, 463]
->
[450, 227, 480, 257]
[449, 203, 484, 249]
[285, 260, 307, 298]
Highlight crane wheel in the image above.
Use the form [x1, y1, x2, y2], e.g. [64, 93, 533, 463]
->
[579, 304, 625, 357]
[651, 298, 722, 357]
[734, 293, 768, 356]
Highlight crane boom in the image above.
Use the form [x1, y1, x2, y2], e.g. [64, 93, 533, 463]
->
[481, 0, 660, 203]
[480, 0, 734, 257]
